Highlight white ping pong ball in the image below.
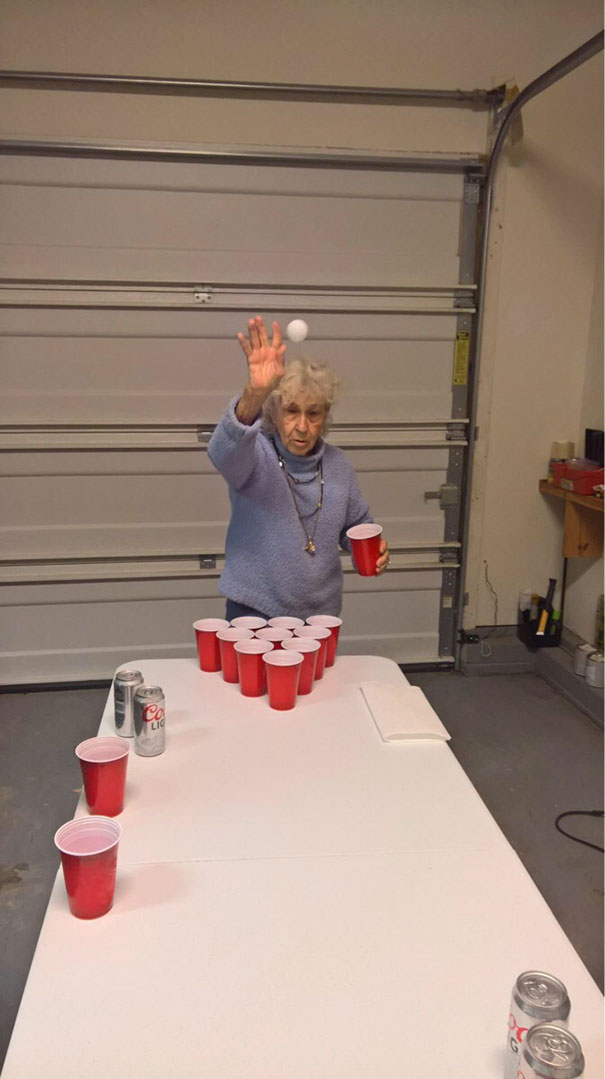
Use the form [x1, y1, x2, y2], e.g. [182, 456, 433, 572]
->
[286, 319, 309, 343]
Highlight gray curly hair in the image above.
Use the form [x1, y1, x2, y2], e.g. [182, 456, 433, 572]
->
[262, 357, 340, 436]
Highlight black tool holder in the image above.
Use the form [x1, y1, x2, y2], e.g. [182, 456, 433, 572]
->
[517, 609, 562, 649]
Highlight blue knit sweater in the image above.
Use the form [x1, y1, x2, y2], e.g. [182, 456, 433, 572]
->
[207, 398, 372, 617]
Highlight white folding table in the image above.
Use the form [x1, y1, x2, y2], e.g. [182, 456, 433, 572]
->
[3, 657, 603, 1078]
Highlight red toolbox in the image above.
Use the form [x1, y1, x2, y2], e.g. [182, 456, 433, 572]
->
[552, 459, 604, 494]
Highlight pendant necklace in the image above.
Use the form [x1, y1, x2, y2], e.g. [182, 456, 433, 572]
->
[273, 442, 324, 555]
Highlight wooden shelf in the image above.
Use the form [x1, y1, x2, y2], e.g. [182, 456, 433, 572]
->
[540, 480, 604, 558]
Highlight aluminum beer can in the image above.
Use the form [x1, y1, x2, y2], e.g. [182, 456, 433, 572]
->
[134, 686, 166, 757]
[519, 1023, 584, 1078]
[114, 669, 144, 737]
[506, 971, 570, 1079]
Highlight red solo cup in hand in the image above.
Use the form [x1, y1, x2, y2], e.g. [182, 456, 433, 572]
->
[346, 523, 383, 577]
[230, 616, 267, 630]
[263, 650, 303, 710]
[54, 816, 122, 919]
[217, 627, 254, 683]
[193, 618, 229, 672]
[75, 737, 129, 817]
[306, 615, 343, 667]
[267, 616, 305, 630]
[255, 627, 293, 650]
[282, 637, 320, 694]
[234, 638, 274, 697]
[293, 625, 331, 679]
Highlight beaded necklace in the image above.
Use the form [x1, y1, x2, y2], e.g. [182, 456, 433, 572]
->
[273, 441, 324, 555]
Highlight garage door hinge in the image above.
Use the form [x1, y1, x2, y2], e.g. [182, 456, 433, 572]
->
[199, 555, 217, 570]
[446, 423, 467, 441]
[425, 484, 459, 508]
[439, 549, 459, 563]
[453, 290, 474, 308]
[193, 287, 213, 304]
[197, 427, 215, 444]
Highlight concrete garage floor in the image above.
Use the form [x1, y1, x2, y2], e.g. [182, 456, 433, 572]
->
[0, 670, 603, 1068]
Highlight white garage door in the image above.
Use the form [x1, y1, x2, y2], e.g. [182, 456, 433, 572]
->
[0, 149, 481, 683]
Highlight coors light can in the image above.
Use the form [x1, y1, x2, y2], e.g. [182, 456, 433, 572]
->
[519, 1023, 584, 1079]
[134, 686, 166, 757]
[114, 669, 144, 737]
[506, 971, 570, 1079]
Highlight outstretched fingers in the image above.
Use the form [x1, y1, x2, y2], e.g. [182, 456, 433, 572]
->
[248, 317, 261, 350]
[257, 316, 270, 348]
[237, 331, 251, 358]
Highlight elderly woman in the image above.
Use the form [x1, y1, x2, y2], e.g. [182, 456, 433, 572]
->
[207, 315, 389, 621]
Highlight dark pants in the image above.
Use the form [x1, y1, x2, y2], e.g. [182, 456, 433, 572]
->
[225, 598, 269, 622]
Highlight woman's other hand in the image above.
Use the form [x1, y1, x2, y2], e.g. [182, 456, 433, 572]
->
[238, 316, 286, 393]
[376, 539, 390, 575]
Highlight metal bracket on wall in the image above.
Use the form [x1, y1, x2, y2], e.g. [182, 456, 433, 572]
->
[199, 555, 217, 570]
[197, 428, 215, 444]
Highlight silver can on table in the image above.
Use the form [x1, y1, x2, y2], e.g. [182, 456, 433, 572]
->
[506, 971, 570, 1079]
[519, 1023, 584, 1078]
[134, 685, 166, 757]
[114, 669, 144, 737]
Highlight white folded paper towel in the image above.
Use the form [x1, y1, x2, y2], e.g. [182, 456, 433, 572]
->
[360, 682, 451, 742]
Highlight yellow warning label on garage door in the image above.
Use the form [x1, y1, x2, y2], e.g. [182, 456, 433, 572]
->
[453, 332, 469, 386]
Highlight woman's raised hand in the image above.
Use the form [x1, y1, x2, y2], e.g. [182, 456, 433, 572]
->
[238, 316, 286, 393]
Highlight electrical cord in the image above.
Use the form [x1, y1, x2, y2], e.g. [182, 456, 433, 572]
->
[554, 810, 604, 853]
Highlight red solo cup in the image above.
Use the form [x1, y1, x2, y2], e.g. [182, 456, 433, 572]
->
[193, 618, 229, 672]
[263, 650, 303, 710]
[293, 625, 331, 679]
[267, 616, 305, 630]
[234, 638, 274, 696]
[230, 616, 267, 630]
[255, 627, 293, 650]
[75, 737, 129, 817]
[217, 627, 254, 683]
[306, 615, 343, 667]
[346, 523, 383, 576]
[282, 637, 320, 694]
[54, 816, 122, 919]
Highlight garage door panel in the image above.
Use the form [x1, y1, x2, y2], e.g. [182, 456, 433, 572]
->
[0, 581, 440, 662]
[1, 155, 465, 202]
[0, 460, 446, 558]
[342, 585, 441, 659]
[0, 450, 216, 478]
[0, 244, 461, 288]
[1, 473, 225, 527]
[1, 331, 457, 425]
[0, 523, 222, 561]
[0, 572, 443, 682]
[0, 388, 454, 426]
[0, 310, 459, 340]
[348, 448, 450, 473]
[2, 186, 462, 256]
[0, 449, 213, 478]
[1, 447, 451, 479]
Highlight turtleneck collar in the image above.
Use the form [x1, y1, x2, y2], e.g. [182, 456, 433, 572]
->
[272, 431, 326, 476]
